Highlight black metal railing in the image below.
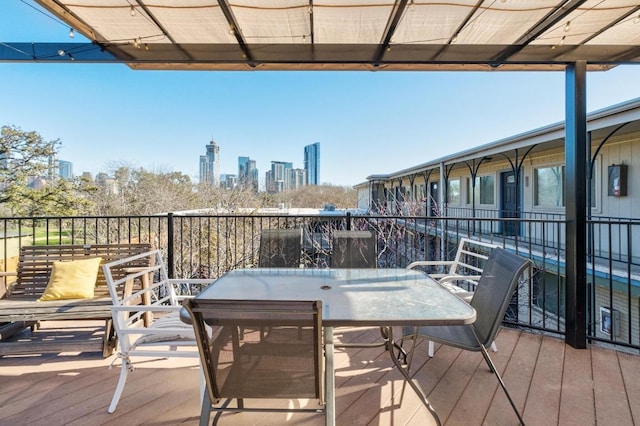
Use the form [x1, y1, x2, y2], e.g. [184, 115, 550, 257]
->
[1, 213, 638, 351]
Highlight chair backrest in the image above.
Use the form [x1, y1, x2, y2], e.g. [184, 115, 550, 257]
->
[103, 249, 170, 307]
[470, 248, 530, 347]
[449, 238, 498, 276]
[331, 230, 376, 268]
[183, 299, 323, 402]
[258, 228, 303, 267]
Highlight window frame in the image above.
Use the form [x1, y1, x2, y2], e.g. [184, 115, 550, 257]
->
[465, 174, 495, 206]
[447, 178, 461, 206]
[532, 159, 600, 211]
[533, 164, 565, 210]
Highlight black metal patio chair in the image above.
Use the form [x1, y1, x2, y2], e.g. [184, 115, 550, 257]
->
[401, 248, 530, 425]
[183, 298, 325, 426]
[258, 228, 303, 268]
[331, 230, 376, 268]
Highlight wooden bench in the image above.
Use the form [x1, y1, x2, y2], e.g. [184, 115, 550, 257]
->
[0, 243, 152, 357]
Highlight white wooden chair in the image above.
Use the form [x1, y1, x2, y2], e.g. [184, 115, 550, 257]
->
[407, 237, 499, 356]
[103, 249, 213, 413]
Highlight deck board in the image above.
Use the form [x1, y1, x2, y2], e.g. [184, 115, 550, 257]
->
[2, 322, 640, 425]
[559, 344, 596, 426]
[592, 346, 634, 425]
[619, 351, 640, 424]
[522, 333, 564, 426]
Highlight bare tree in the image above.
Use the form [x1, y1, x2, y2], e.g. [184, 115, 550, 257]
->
[272, 184, 357, 209]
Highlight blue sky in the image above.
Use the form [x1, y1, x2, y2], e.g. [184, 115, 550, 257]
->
[2, 1, 639, 187]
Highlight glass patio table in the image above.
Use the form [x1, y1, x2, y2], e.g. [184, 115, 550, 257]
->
[186, 267, 477, 426]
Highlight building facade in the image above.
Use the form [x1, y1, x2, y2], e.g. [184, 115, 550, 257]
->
[304, 142, 320, 185]
[199, 140, 220, 186]
[355, 96, 640, 349]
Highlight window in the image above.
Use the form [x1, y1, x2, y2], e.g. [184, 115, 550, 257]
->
[534, 165, 564, 207]
[466, 175, 495, 205]
[418, 183, 425, 201]
[534, 162, 598, 209]
[448, 178, 460, 205]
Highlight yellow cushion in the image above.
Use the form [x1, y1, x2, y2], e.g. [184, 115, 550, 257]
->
[37, 257, 103, 301]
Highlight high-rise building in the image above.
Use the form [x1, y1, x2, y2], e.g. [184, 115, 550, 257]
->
[266, 161, 293, 193]
[47, 154, 59, 180]
[304, 142, 320, 185]
[289, 168, 306, 190]
[220, 174, 237, 189]
[199, 139, 220, 186]
[59, 160, 73, 180]
[238, 156, 258, 191]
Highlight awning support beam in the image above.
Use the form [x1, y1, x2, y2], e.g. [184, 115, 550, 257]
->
[565, 61, 587, 349]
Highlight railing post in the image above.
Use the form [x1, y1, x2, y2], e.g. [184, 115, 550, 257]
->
[564, 62, 587, 349]
[167, 212, 175, 279]
[346, 212, 351, 231]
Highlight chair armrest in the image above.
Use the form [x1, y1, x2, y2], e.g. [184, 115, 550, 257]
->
[437, 275, 480, 303]
[0, 271, 17, 277]
[168, 279, 215, 300]
[438, 274, 481, 284]
[407, 260, 454, 269]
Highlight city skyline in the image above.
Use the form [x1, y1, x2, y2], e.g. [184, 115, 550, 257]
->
[211, 142, 320, 191]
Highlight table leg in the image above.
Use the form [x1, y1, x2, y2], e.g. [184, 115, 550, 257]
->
[385, 327, 442, 426]
[325, 326, 335, 426]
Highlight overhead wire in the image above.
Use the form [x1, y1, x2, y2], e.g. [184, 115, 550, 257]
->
[19, 0, 70, 30]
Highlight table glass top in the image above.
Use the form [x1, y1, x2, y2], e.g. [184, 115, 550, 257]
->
[195, 268, 476, 327]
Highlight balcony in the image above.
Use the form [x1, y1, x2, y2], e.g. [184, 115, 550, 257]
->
[1, 212, 639, 424]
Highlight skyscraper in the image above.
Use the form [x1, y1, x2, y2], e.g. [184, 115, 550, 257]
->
[304, 142, 320, 185]
[58, 160, 73, 180]
[220, 174, 237, 189]
[289, 168, 306, 190]
[266, 161, 293, 193]
[238, 156, 258, 190]
[199, 139, 220, 186]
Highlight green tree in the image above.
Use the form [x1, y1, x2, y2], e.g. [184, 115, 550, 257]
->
[0, 125, 94, 216]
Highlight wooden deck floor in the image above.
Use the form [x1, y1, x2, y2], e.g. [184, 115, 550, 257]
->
[1, 322, 639, 426]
